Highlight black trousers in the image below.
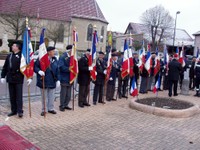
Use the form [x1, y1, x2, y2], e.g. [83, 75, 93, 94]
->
[195, 78, 200, 90]
[189, 77, 196, 89]
[118, 76, 129, 97]
[8, 83, 23, 113]
[168, 80, 178, 96]
[78, 85, 89, 105]
[106, 83, 115, 100]
[93, 84, 104, 103]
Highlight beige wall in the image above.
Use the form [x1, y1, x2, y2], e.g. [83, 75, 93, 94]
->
[71, 17, 108, 52]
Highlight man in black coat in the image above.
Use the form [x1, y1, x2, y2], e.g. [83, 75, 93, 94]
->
[168, 54, 182, 97]
[78, 49, 91, 107]
[93, 51, 106, 105]
[194, 59, 200, 96]
[1, 42, 24, 118]
[189, 57, 196, 90]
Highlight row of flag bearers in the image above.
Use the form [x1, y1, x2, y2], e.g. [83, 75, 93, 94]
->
[1, 24, 198, 118]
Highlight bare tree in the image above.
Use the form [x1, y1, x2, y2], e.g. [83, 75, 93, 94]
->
[141, 5, 174, 51]
[45, 21, 65, 47]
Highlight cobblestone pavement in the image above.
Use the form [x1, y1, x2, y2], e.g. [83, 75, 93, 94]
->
[0, 90, 200, 150]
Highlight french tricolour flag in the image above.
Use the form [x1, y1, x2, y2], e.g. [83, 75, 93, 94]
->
[121, 39, 129, 79]
[20, 27, 34, 79]
[154, 47, 160, 76]
[89, 30, 98, 81]
[130, 77, 138, 97]
[153, 75, 161, 93]
[164, 44, 169, 74]
[179, 45, 185, 67]
[128, 47, 134, 77]
[38, 28, 50, 71]
[145, 44, 152, 74]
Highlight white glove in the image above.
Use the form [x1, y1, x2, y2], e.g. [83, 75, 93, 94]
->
[103, 70, 107, 74]
[1, 78, 6, 84]
[38, 70, 45, 76]
[56, 81, 60, 88]
[89, 66, 93, 71]
[109, 77, 113, 81]
[27, 79, 32, 86]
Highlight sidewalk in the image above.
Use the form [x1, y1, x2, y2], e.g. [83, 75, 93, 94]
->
[0, 90, 200, 150]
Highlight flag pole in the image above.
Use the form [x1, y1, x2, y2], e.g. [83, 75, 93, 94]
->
[34, 8, 39, 52]
[26, 17, 32, 118]
[42, 76, 46, 118]
[72, 83, 75, 110]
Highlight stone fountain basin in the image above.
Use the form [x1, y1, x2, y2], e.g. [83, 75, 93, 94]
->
[129, 97, 200, 118]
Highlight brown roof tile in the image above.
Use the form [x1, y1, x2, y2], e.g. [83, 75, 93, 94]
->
[0, 0, 108, 23]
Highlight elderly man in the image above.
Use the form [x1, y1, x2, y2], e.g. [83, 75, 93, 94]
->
[34, 46, 60, 116]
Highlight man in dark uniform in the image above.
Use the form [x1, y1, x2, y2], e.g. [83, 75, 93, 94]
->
[168, 54, 182, 97]
[130, 52, 139, 88]
[1, 42, 24, 117]
[78, 49, 91, 107]
[106, 53, 119, 101]
[189, 56, 196, 90]
[147, 52, 156, 91]
[93, 51, 106, 105]
[58, 45, 72, 111]
[194, 59, 200, 96]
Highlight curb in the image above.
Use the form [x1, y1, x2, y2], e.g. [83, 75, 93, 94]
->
[129, 97, 200, 118]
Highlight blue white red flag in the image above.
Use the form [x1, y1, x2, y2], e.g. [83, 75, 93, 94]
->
[154, 47, 160, 76]
[38, 28, 50, 71]
[130, 77, 138, 97]
[89, 30, 98, 81]
[121, 39, 129, 79]
[138, 43, 145, 72]
[20, 27, 34, 79]
[153, 75, 161, 93]
[145, 44, 152, 74]
[179, 44, 185, 67]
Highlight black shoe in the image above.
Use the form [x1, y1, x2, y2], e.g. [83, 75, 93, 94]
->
[18, 113, 23, 118]
[48, 110, 57, 114]
[41, 112, 46, 116]
[98, 101, 106, 104]
[79, 104, 84, 108]
[83, 103, 90, 106]
[59, 107, 65, 112]
[64, 106, 72, 110]
[168, 94, 172, 97]
[174, 94, 178, 96]
[112, 98, 117, 101]
[122, 95, 128, 98]
[93, 102, 97, 105]
[7, 112, 17, 117]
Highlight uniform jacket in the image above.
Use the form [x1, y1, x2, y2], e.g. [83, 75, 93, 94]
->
[195, 61, 200, 78]
[78, 54, 90, 86]
[168, 59, 182, 81]
[34, 57, 60, 89]
[94, 58, 106, 85]
[1, 51, 24, 84]
[108, 60, 120, 85]
[59, 52, 70, 86]
[189, 61, 195, 78]
[150, 57, 155, 76]
[133, 58, 139, 79]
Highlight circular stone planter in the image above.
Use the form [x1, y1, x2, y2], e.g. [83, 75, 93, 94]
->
[129, 97, 200, 118]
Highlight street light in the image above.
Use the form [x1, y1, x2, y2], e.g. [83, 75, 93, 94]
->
[172, 11, 181, 50]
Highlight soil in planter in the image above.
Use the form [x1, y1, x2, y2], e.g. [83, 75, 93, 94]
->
[136, 97, 194, 110]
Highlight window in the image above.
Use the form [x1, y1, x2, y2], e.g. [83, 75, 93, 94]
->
[100, 26, 104, 42]
[87, 24, 93, 41]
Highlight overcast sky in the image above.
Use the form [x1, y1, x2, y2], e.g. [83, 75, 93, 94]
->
[96, 0, 200, 37]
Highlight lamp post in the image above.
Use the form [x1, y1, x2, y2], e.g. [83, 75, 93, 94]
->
[172, 11, 180, 50]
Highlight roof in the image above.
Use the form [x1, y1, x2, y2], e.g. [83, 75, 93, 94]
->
[193, 31, 200, 36]
[0, 0, 108, 23]
[125, 22, 194, 46]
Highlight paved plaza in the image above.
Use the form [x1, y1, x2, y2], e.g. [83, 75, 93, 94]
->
[0, 90, 200, 150]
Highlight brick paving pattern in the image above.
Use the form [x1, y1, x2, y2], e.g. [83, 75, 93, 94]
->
[0, 90, 200, 150]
